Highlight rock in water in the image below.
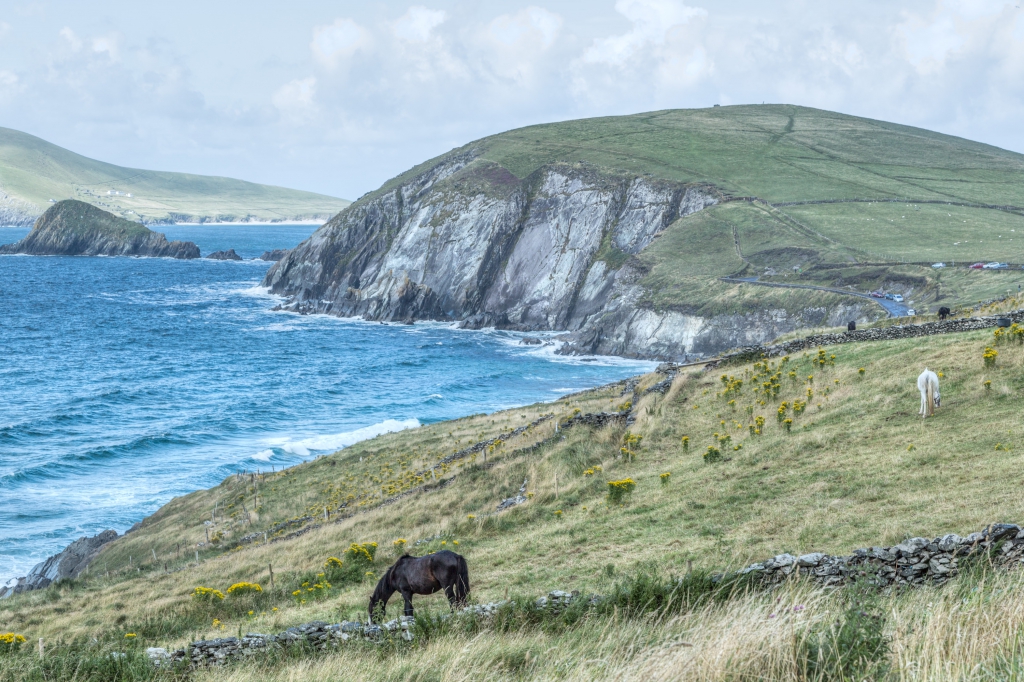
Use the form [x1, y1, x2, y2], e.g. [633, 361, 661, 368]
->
[206, 249, 242, 261]
[0, 529, 118, 598]
[0, 200, 199, 258]
[258, 249, 288, 262]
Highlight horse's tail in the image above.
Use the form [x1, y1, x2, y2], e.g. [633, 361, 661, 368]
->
[454, 554, 470, 606]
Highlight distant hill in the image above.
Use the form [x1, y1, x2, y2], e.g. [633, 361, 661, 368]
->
[0, 127, 350, 226]
[265, 104, 1024, 359]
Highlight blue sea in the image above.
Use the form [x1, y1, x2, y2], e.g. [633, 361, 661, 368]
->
[0, 224, 654, 583]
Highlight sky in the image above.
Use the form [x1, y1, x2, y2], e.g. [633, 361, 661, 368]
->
[1, 0, 1023, 200]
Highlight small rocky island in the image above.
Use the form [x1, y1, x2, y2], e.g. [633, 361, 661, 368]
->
[0, 199, 199, 258]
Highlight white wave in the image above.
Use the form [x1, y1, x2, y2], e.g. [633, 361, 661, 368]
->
[262, 418, 421, 457]
[252, 449, 275, 462]
[428, 394, 444, 399]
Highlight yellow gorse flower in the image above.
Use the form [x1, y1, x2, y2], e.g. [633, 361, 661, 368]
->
[226, 582, 263, 596]
[191, 586, 225, 601]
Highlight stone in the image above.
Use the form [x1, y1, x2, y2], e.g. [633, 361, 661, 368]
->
[206, 249, 242, 261]
[0, 529, 118, 598]
[797, 553, 827, 567]
[938, 534, 962, 552]
[894, 538, 929, 556]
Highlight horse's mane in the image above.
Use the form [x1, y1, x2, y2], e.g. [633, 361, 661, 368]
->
[371, 554, 414, 600]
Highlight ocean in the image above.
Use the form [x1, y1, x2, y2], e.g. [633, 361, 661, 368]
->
[0, 224, 654, 584]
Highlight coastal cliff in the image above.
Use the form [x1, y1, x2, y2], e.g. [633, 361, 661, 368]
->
[264, 156, 724, 358]
[263, 154, 866, 360]
[0, 200, 199, 258]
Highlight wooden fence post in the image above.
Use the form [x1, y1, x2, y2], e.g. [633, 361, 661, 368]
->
[38, 637, 44, 660]
[269, 563, 274, 588]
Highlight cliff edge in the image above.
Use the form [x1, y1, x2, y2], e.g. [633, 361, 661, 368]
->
[0, 200, 200, 258]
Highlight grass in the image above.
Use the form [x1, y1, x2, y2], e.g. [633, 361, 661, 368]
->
[2, 322, 1024, 679]
[0, 127, 349, 224]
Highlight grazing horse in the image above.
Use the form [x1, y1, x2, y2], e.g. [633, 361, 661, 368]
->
[847, 321, 856, 332]
[938, 307, 951, 321]
[369, 550, 469, 621]
[917, 368, 941, 418]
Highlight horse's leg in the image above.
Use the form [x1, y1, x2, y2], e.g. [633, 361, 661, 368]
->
[402, 591, 414, 618]
[443, 583, 457, 611]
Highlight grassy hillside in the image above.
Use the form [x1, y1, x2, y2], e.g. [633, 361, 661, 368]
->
[3, 308, 1023, 680]
[0, 127, 349, 224]
[371, 105, 1024, 316]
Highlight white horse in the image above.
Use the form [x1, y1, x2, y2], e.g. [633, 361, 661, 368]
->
[917, 369, 940, 418]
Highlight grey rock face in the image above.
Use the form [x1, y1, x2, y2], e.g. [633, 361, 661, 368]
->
[258, 249, 288, 262]
[263, 157, 737, 359]
[0, 529, 117, 598]
[206, 249, 242, 261]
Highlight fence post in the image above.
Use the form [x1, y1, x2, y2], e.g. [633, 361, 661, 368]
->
[38, 637, 44, 660]
[269, 563, 274, 588]
[195, 550, 199, 565]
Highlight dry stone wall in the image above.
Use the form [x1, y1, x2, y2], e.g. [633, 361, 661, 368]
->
[699, 311, 1024, 369]
[739, 523, 1022, 588]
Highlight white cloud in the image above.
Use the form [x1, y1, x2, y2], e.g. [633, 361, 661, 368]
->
[584, 0, 706, 65]
[311, 18, 368, 68]
[394, 6, 446, 42]
[273, 76, 317, 115]
[0, 70, 18, 87]
[488, 6, 563, 49]
[91, 35, 119, 60]
[900, 14, 965, 73]
[59, 27, 81, 51]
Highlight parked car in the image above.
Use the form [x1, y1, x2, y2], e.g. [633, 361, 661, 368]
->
[970, 262, 985, 269]
[932, 262, 945, 268]
[884, 293, 894, 300]
[892, 294, 904, 302]
[990, 263, 1009, 269]
[907, 308, 916, 316]
[870, 290, 884, 298]
[983, 262, 1001, 269]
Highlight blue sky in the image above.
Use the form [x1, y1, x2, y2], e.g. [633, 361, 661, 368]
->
[1, 1, 1023, 200]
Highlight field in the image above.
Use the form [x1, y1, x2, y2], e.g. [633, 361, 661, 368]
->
[3, 315, 1024, 680]
[0, 127, 350, 224]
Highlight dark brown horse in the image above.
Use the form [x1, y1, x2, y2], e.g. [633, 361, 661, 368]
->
[369, 550, 469, 621]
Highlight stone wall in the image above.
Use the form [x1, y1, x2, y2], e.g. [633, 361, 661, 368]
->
[738, 522, 1022, 588]
[700, 311, 1024, 369]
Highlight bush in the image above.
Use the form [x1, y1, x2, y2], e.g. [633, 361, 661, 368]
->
[704, 446, 723, 464]
[0, 632, 26, 655]
[190, 586, 225, 601]
[226, 582, 262, 597]
[984, 346, 998, 367]
[607, 478, 636, 504]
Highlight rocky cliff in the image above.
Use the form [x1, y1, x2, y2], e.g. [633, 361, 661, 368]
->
[263, 152, 871, 360]
[0, 530, 117, 598]
[0, 200, 199, 258]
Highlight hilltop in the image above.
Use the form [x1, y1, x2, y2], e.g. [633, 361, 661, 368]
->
[0, 127, 350, 226]
[0, 200, 199, 258]
[266, 105, 1024, 359]
[1, 305, 1023, 679]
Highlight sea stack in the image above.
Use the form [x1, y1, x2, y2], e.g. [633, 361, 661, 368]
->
[0, 199, 200, 258]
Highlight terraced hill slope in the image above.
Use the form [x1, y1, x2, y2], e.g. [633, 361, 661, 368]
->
[0, 127, 350, 225]
[266, 105, 1024, 359]
[2, 307, 1023, 680]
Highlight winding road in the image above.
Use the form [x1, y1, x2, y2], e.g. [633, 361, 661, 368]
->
[721, 276, 911, 317]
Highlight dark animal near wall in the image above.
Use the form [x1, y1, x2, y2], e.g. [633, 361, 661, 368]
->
[938, 307, 951, 320]
[369, 550, 469, 621]
[847, 321, 856, 331]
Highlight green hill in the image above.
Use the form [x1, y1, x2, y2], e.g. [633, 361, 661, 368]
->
[2, 309, 1023, 680]
[0, 127, 349, 225]
[267, 105, 1024, 360]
